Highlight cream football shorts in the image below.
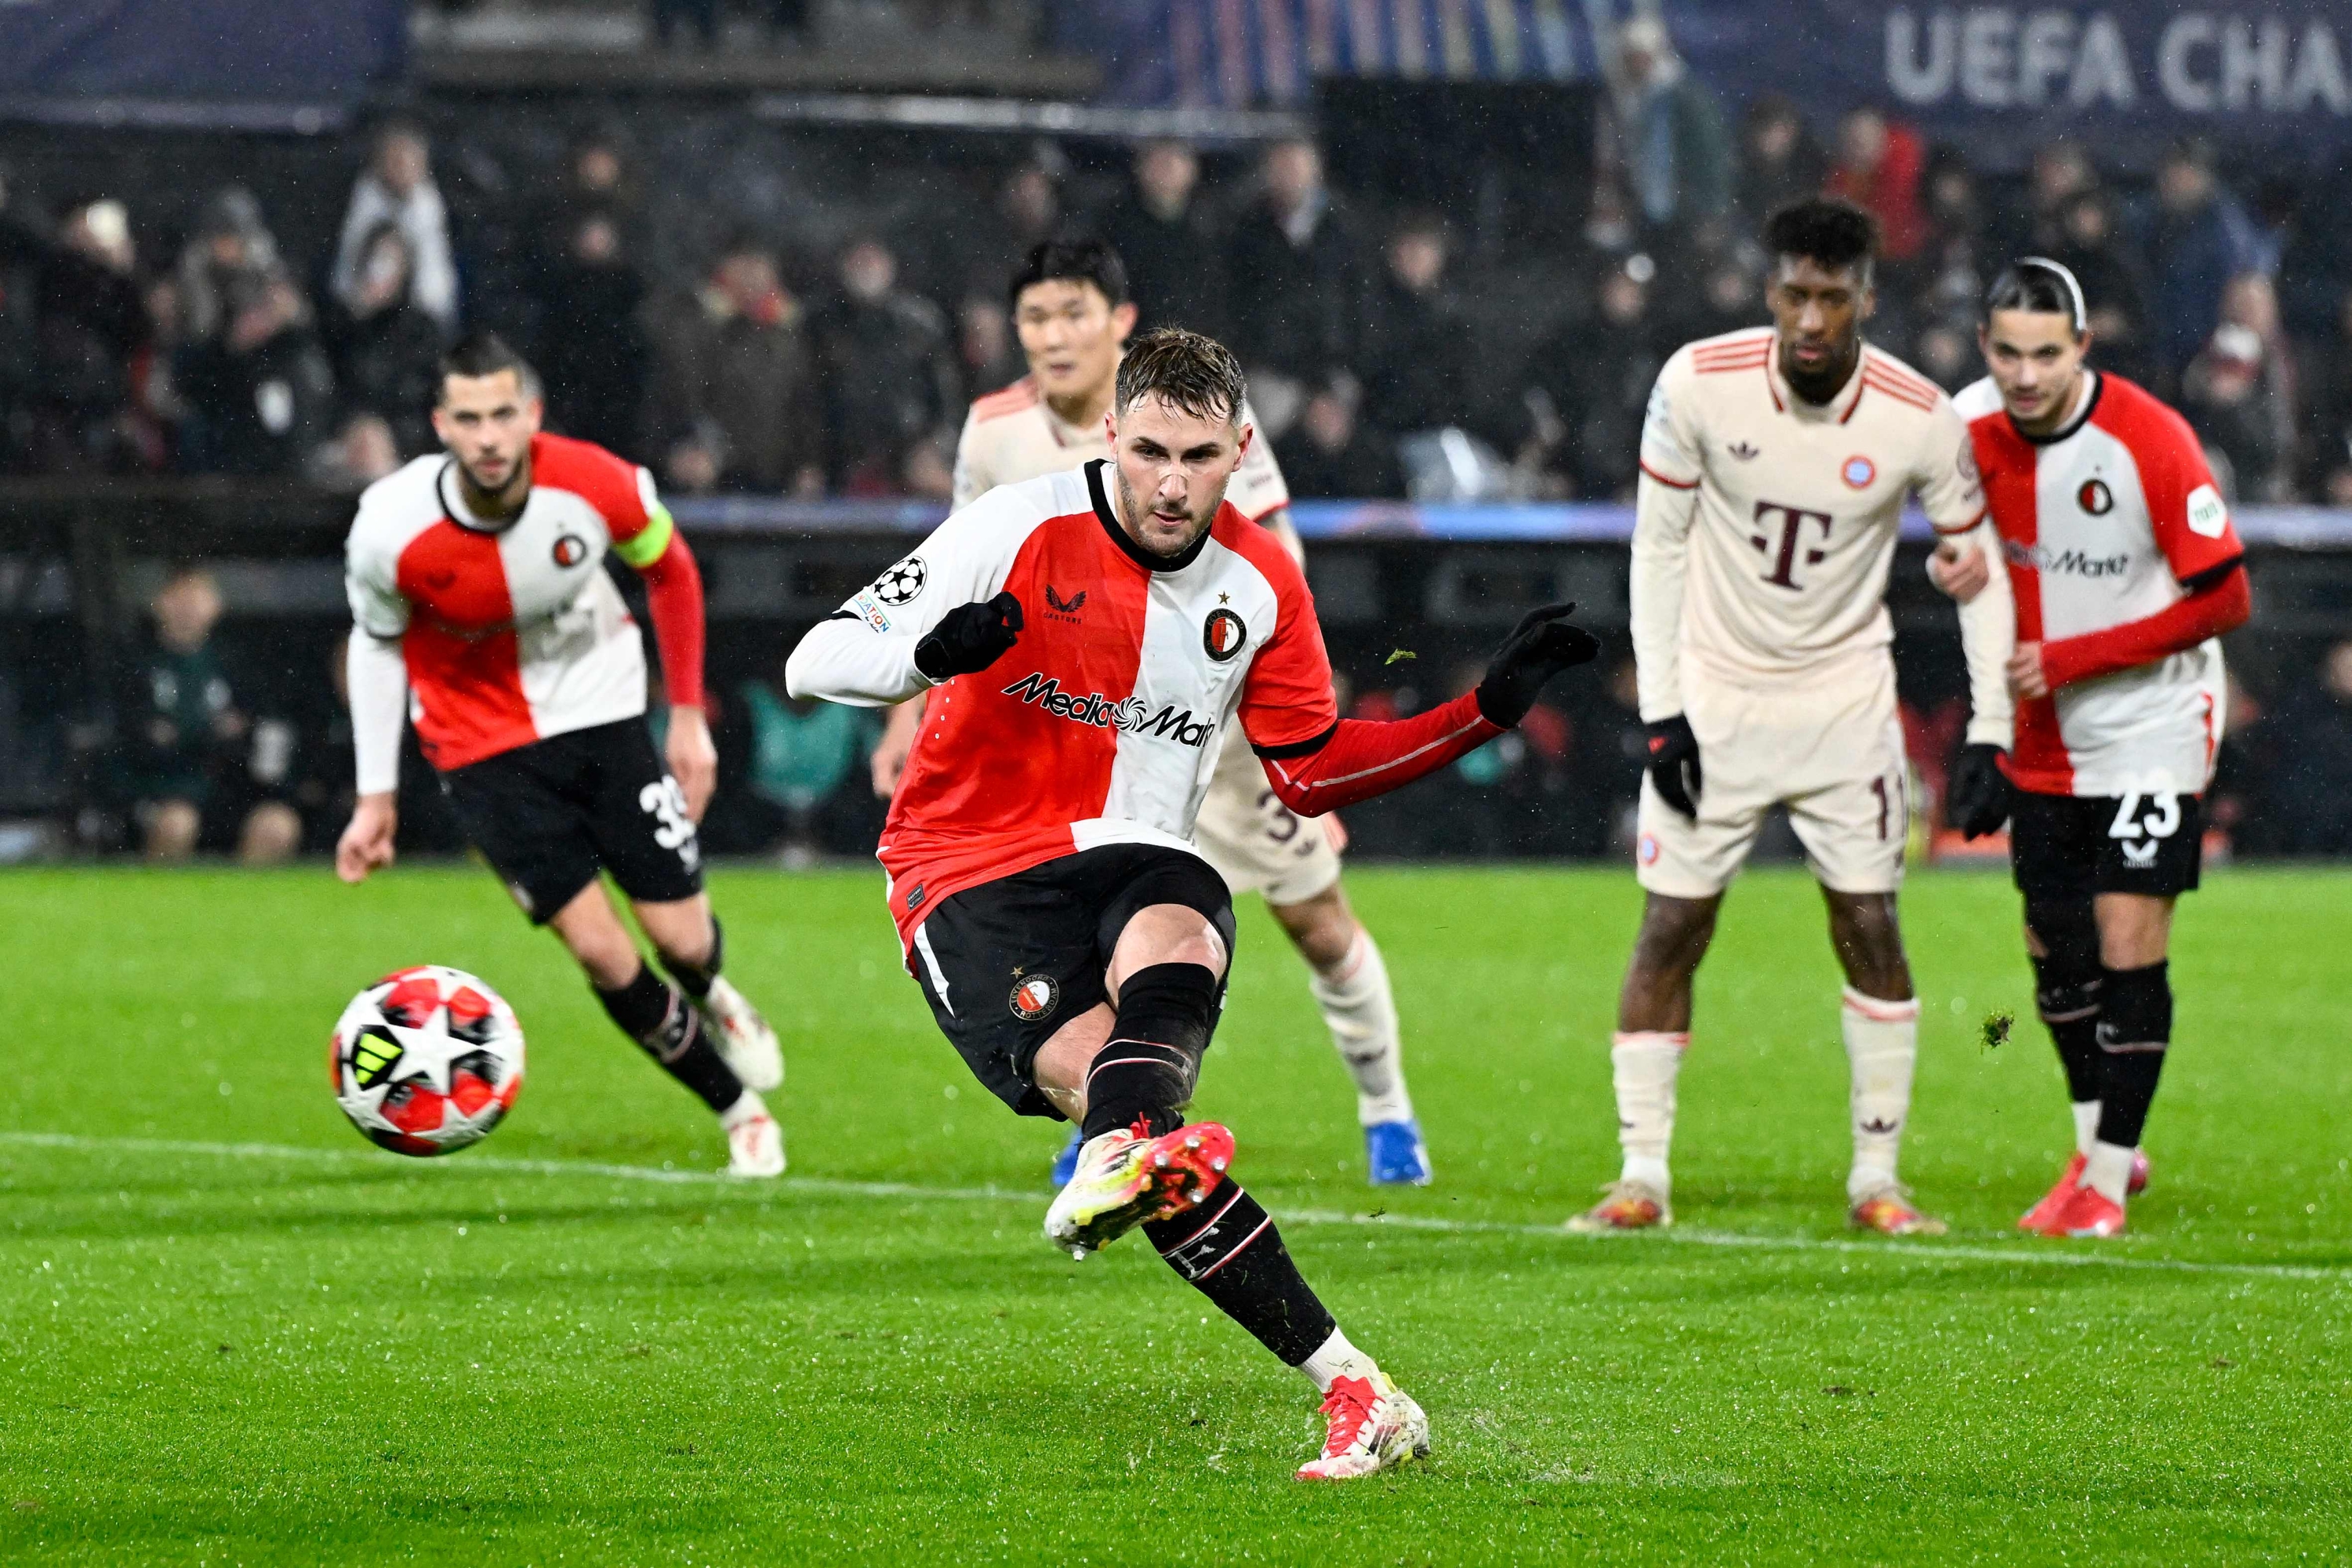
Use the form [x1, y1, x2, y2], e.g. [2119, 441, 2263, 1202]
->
[1635, 662, 1909, 898]
[1192, 729, 1345, 906]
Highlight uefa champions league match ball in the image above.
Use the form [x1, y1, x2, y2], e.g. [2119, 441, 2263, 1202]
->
[329, 965, 525, 1156]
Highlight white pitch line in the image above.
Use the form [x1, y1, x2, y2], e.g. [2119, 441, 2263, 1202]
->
[2, 1129, 2343, 1283]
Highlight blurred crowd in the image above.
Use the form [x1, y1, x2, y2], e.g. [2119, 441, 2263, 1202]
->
[13, 58, 2352, 508]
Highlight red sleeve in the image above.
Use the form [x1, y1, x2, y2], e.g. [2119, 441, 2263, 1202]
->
[1235, 543, 1340, 750]
[1254, 694, 1504, 815]
[634, 529, 707, 711]
[2041, 565, 2250, 691]
[2127, 392, 2245, 580]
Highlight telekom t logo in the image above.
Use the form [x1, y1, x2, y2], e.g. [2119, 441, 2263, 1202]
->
[1751, 500, 1833, 590]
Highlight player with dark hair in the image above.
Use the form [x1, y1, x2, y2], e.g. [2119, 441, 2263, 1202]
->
[876, 238, 1439, 1190]
[1929, 257, 2252, 1237]
[788, 326, 1599, 1477]
[1568, 197, 2016, 1236]
[337, 331, 786, 1175]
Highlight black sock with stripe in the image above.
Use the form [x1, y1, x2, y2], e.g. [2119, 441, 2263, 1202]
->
[1080, 963, 1217, 1143]
[593, 962, 743, 1114]
[1143, 1181, 1336, 1366]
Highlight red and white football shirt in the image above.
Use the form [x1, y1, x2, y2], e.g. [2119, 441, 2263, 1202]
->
[1958, 371, 2242, 797]
[787, 460, 1497, 946]
[345, 432, 676, 776]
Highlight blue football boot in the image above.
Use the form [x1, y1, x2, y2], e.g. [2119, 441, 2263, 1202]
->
[1051, 1126, 1085, 1188]
[1365, 1119, 1432, 1185]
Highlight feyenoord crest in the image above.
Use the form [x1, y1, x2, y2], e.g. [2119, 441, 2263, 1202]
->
[1008, 971, 1059, 1022]
[551, 533, 589, 567]
[2078, 478, 2114, 515]
[1203, 608, 1247, 662]
[873, 556, 928, 605]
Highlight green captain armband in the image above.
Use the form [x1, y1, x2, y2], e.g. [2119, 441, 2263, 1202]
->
[612, 503, 676, 569]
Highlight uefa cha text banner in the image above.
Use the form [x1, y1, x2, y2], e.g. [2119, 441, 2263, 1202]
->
[0, 0, 405, 114]
[1658, 2, 2352, 164]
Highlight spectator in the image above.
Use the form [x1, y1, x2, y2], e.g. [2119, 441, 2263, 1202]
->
[2182, 274, 2298, 502]
[956, 294, 1024, 397]
[1608, 15, 1733, 230]
[330, 121, 459, 335]
[1523, 254, 1668, 499]
[0, 194, 150, 474]
[322, 222, 442, 458]
[956, 155, 1070, 311]
[1665, 248, 1762, 345]
[645, 237, 824, 495]
[1358, 214, 1477, 439]
[1093, 141, 1227, 336]
[1826, 108, 1927, 265]
[1227, 138, 1371, 410]
[2012, 140, 2096, 256]
[2048, 189, 2156, 387]
[2147, 137, 2270, 378]
[532, 212, 648, 456]
[177, 187, 283, 346]
[810, 237, 960, 496]
[109, 568, 301, 862]
[176, 270, 336, 477]
[1272, 380, 1405, 500]
[1733, 96, 1826, 235]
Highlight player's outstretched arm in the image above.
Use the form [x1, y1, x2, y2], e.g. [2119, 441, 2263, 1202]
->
[337, 629, 408, 884]
[1253, 604, 1600, 816]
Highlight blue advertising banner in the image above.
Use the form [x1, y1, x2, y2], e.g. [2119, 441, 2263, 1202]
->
[1665, 2, 2352, 165]
[0, 0, 405, 113]
[1071, 0, 2352, 162]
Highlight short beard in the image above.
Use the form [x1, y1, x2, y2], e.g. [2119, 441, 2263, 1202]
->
[1780, 336, 1861, 406]
[1114, 468, 1219, 559]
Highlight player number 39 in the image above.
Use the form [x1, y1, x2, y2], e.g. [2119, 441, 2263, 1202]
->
[640, 779, 698, 855]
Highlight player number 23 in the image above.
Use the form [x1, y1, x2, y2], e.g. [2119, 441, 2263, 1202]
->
[2109, 789, 2180, 840]
[640, 779, 696, 851]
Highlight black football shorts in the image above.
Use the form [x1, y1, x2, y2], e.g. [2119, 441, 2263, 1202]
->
[906, 843, 1237, 1118]
[2009, 787, 2204, 902]
[438, 718, 703, 924]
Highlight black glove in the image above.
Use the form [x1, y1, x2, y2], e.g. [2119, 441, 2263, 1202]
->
[914, 591, 1024, 681]
[1946, 742, 2013, 840]
[1474, 602, 1602, 728]
[1644, 714, 1703, 819]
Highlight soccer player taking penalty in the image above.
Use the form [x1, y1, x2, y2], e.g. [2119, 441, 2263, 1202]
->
[336, 333, 786, 1176]
[1929, 259, 2250, 1238]
[1572, 198, 2016, 1236]
[787, 328, 1599, 1477]
[873, 241, 1435, 1189]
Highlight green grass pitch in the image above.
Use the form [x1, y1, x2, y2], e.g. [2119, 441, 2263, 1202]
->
[3, 862, 2349, 1563]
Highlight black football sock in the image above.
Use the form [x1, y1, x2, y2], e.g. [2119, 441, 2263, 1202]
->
[1144, 1181, 1337, 1366]
[661, 917, 724, 1001]
[2092, 962, 2171, 1149]
[1080, 962, 1218, 1143]
[593, 962, 744, 1114]
[2029, 957, 2104, 1105]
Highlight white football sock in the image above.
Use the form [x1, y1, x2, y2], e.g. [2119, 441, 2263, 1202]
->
[1298, 1327, 1382, 1393]
[1842, 987, 1920, 1202]
[2084, 1140, 2135, 1204]
[1612, 1031, 1686, 1196]
[719, 1089, 767, 1129]
[1308, 929, 1414, 1127]
[2071, 1100, 2102, 1159]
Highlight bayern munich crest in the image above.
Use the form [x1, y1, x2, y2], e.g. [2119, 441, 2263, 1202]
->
[1009, 972, 1060, 1022]
[1841, 455, 1876, 489]
[873, 556, 928, 605]
[1203, 608, 1247, 662]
